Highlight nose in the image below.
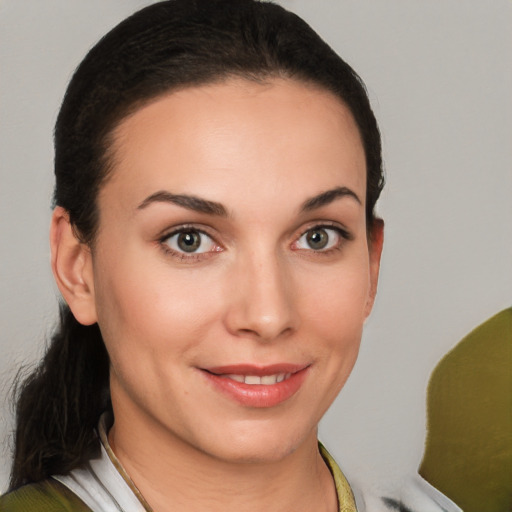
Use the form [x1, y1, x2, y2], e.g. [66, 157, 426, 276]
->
[224, 249, 299, 342]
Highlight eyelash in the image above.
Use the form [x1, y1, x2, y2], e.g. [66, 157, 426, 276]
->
[158, 223, 352, 261]
[159, 225, 221, 261]
[292, 223, 352, 256]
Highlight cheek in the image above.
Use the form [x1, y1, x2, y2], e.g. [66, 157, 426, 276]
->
[300, 257, 371, 334]
[297, 253, 371, 391]
[92, 249, 224, 365]
[92, 259, 226, 413]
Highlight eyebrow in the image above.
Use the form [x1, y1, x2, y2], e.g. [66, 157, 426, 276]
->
[137, 191, 228, 216]
[300, 186, 361, 212]
[137, 185, 360, 217]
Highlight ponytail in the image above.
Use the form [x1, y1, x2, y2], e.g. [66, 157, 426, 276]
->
[9, 305, 110, 491]
[8, 0, 385, 492]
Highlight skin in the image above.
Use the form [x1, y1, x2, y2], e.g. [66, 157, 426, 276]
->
[51, 78, 383, 512]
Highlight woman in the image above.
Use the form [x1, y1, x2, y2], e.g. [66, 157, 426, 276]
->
[1, 1, 460, 511]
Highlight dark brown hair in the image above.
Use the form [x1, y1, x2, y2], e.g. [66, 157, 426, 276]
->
[10, 0, 384, 490]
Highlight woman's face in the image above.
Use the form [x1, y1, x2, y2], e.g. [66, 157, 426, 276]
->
[88, 78, 382, 463]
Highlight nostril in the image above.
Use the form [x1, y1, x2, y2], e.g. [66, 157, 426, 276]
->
[236, 324, 294, 342]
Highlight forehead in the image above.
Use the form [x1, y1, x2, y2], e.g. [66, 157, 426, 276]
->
[103, 78, 366, 214]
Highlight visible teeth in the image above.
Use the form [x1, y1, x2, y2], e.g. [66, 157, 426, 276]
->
[225, 374, 244, 383]
[222, 373, 292, 385]
[261, 375, 277, 385]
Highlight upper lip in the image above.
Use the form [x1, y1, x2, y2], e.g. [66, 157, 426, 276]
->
[204, 363, 310, 376]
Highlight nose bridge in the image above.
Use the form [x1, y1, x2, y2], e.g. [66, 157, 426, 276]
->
[226, 245, 298, 341]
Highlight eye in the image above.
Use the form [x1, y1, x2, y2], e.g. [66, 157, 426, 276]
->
[163, 229, 218, 254]
[295, 226, 347, 251]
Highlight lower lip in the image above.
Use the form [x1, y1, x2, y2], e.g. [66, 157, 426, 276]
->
[202, 368, 309, 408]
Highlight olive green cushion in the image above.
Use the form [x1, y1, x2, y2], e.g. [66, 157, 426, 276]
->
[419, 308, 512, 512]
[0, 478, 92, 512]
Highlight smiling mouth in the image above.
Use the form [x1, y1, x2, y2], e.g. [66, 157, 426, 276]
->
[201, 364, 309, 407]
[215, 373, 292, 385]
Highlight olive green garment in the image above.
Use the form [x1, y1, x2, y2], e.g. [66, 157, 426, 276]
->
[0, 478, 92, 512]
[320, 442, 358, 512]
[419, 308, 512, 512]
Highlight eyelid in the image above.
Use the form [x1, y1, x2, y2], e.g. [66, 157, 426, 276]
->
[296, 221, 352, 241]
[156, 221, 352, 260]
[291, 222, 353, 253]
[158, 224, 223, 259]
[161, 224, 203, 238]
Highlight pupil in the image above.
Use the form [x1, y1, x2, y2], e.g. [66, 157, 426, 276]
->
[178, 231, 200, 252]
[307, 229, 328, 249]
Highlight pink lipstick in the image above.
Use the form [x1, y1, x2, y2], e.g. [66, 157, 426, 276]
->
[201, 363, 310, 408]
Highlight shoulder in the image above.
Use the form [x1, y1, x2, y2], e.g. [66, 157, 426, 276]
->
[351, 474, 463, 512]
[0, 478, 92, 512]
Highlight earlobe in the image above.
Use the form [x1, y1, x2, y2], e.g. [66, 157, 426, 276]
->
[50, 207, 98, 325]
[365, 218, 384, 318]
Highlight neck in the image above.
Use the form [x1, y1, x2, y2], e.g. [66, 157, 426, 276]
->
[108, 407, 338, 512]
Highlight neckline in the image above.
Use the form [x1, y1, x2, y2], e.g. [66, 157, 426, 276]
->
[57, 412, 357, 512]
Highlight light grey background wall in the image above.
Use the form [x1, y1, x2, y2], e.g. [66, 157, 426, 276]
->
[1, 0, 510, 494]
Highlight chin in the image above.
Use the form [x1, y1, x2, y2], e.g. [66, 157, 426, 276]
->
[192, 418, 318, 465]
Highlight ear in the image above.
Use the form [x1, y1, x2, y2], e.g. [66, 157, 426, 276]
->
[50, 206, 98, 325]
[365, 218, 384, 318]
